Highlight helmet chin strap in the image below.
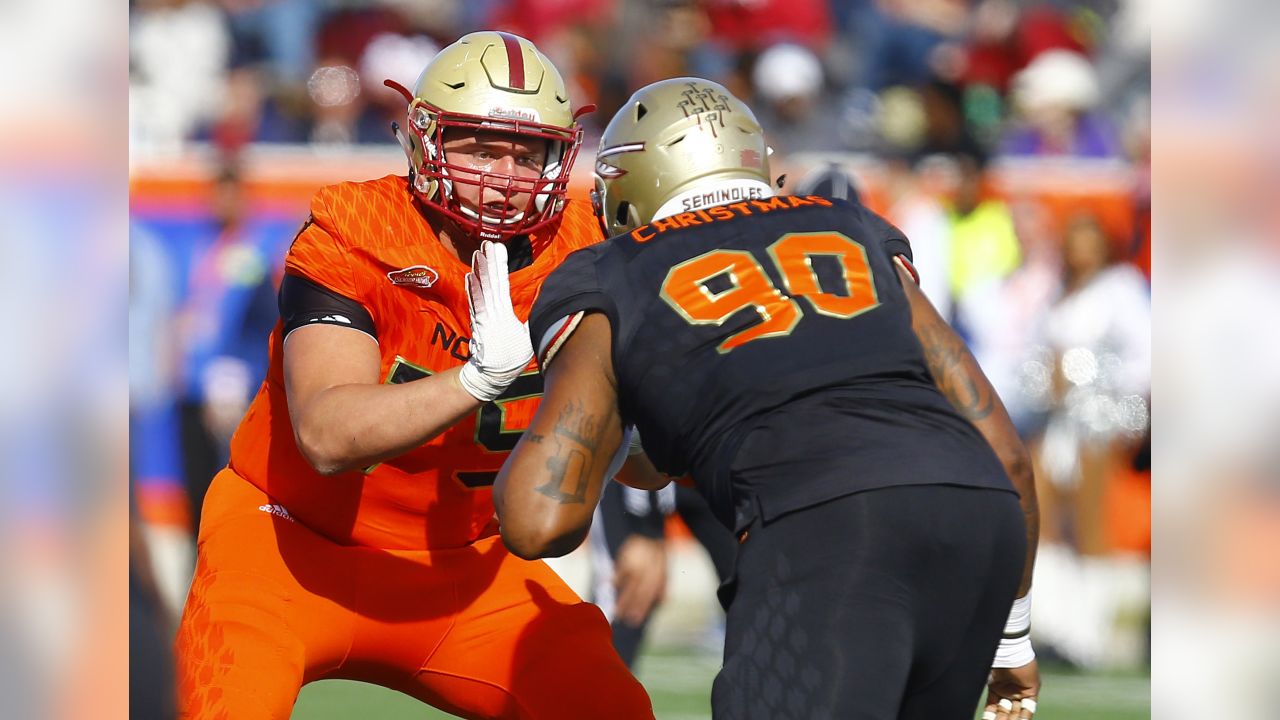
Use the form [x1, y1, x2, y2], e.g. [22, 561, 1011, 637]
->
[533, 140, 564, 213]
[391, 121, 415, 166]
[533, 161, 560, 213]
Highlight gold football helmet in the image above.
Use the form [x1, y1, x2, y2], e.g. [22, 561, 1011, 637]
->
[592, 77, 771, 236]
[385, 31, 590, 241]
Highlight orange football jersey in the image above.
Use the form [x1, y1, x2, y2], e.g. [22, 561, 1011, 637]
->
[227, 174, 603, 550]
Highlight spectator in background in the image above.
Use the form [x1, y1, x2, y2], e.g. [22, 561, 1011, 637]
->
[358, 31, 442, 140]
[915, 78, 989, 160]
[883, 156, 954, 319]
[1035, 214, 1150, 554]
[962, 0, 1090, 97]
[590, 478, 736, 669]
[1028, 213, 1149, 669]
[603, 1, 717, 110]
[488, 0, 615, 46]
[956, 198, 1061, 436]
[174, 161, 286, 529]
[541, 22, 614, 128]
[130, 0, 232, 150]
[750, 43, 844, 155]
[307, 4, 409, 145]
[945, 152, 1020, 305]
[203, 1, 437, 147]
[130, 224, 194, 621]
[700, 0, 832, 53]
[219, 0, 322, 89]
[1001, 49, 1122, 158]
[860, 0, 968, 91]
[206, 0, 328, 146]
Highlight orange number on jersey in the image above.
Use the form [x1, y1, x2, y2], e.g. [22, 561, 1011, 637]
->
[660, 249, 802, 353]
[768, 232, 880, 319]
[380, 358, 543, 486]
[659, 232, 880, 351]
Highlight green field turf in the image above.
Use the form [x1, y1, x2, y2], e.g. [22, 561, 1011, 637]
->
[292, 647, 1149, 719]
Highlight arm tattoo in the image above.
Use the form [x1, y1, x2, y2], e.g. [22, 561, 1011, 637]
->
[917, 322, 994, 421]
[534, 399, 605, 504]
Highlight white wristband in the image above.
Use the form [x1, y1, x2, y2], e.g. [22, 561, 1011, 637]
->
[992, 592, 1035, 668]
[993, 634, 1035, 668]
[1005, 591, 1032, 635]
[457, 361, 508, 403]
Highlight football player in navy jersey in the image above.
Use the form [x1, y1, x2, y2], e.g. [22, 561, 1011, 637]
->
[493, 78, 1040, 720]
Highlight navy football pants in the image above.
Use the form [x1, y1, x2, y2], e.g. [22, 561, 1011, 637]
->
[712, 484, 1025, 720]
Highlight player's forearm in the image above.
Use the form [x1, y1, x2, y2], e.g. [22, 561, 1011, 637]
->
[495, 431, 613, 559]
[1016, 483, 1039, 596]
[495, 403, 621, 560]
[958, 391, 1039, 595]
[898, 263, 1039, 594]
[293, 367, 480, 475]
[978, 428, 1039, 595]
[497, 312, 624, 558]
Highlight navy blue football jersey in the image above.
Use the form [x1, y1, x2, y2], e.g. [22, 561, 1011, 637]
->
[530, 195, 1012, 530]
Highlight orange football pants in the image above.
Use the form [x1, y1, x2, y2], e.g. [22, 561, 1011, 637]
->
[175, 469, 653, 720]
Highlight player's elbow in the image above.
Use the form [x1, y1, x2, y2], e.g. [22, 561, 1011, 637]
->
[501, 517, 587, 561]
[501, 524, 554, 560]
[294, 423, 350, 477]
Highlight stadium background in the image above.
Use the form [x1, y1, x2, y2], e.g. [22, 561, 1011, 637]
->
[128, 0, 1151, 717]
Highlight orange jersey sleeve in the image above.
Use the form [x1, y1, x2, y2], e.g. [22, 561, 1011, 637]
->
[285, 190, 362, 300]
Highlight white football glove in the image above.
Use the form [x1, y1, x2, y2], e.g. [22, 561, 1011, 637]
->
[459, 241, 534, 403]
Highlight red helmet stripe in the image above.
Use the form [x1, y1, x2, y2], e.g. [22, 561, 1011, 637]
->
[496, 32, 526, 90]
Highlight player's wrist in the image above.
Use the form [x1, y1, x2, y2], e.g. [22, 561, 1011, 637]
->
[992, 591, 1035, 668]
[458, 358, 520, 403]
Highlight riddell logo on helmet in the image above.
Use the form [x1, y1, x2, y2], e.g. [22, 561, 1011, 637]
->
[488, 107, 540, 123]
[388, 265, 440, 288]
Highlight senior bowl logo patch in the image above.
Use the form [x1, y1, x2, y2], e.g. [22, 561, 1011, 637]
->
[388, 265, 440, 288]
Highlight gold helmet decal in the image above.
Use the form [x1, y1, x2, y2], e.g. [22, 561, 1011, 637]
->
[385, 31, 592, 242]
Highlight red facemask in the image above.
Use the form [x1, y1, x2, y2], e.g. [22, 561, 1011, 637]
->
[386, 79, 592, 243]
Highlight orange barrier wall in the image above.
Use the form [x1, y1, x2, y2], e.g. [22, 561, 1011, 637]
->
[131, 147, 1146, 267]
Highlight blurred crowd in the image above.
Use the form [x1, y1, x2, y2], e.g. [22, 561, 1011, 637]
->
[127, 0, 1153, 694]
[130, 0, 1151, 163]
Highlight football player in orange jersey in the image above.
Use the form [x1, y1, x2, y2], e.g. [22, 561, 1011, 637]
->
[173, 32, 654, 719]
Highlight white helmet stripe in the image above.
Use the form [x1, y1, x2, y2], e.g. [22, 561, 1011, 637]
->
[596, 143, 646, 159]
